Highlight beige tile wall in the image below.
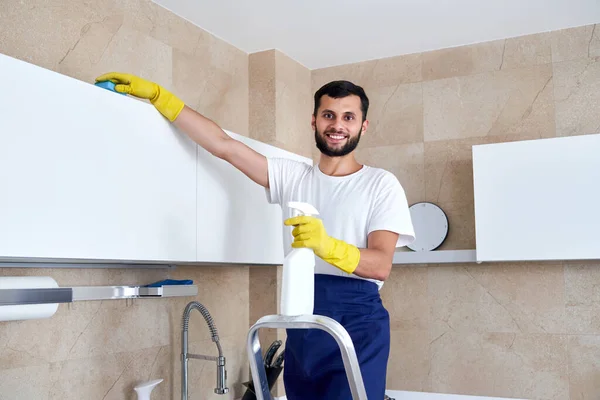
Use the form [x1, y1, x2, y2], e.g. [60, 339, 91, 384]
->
[313, 23, 600, 400]
[0, 0, 250, 399]
[250, 49, 313, 158]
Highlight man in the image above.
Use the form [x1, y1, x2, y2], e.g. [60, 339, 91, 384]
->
[95, 72, 415, 399]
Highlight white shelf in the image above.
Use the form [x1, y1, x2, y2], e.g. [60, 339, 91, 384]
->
[392, 249, 477, 265]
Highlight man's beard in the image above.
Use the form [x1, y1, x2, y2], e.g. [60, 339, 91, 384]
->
[315, 127, 362, 157]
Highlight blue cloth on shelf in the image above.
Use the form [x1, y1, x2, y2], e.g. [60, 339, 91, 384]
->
[144, 279, 193, 287]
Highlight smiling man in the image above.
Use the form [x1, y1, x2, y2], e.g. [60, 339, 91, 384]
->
[94, 72, 415, 399]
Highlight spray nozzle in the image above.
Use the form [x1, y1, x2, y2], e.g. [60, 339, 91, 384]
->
[287, 201, 319, 217]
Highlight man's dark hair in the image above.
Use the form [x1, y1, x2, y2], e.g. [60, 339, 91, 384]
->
[313, 80, 369, 122]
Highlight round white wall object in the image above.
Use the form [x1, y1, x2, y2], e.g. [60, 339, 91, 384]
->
[407, 202, 448, 251]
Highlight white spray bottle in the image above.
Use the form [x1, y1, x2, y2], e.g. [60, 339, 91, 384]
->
[280, 201, 320, 316]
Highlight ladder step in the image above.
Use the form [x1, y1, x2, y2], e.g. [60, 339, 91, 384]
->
[246, 314, 368, 400]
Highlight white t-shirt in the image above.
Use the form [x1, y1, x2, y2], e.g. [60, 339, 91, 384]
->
[265, 157, 415, 289]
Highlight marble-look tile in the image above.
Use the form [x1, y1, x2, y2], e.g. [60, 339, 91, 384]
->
[275, 50, 312, 92]
[0, 363, 59, 400]
[146, 2, 205, 56]
[69, 0, 203, 56]
[0, 0, 111, 71]
[83, 24, 173, 90]
[171, 49, 214, 110]
[565, 261, 600, 334]
[170, 266, 249, 344]
[100, 346, 168, 400]
[249, 267, 279, 324]
[275, 51, 313, 158]
[249, 51, 277, 144]
[312, 53, 422, 91]
[66, 299, 172, 359]
[435, 201, 476, 250]
[2, 339, 244, 400]
[551, 24, 600, 63]
[367, 53, 423, 87]
[81, 0, 203, 56]
[250, 50, 312, 156]
[381, 267, 429, 331]
[154, 27, 248, 136]
[429, 266, 523, 335]
[554, 57, 600, 136]
[422, 40, 505, 81]
[54, 14, 124, 81]
[312, 61, 373, 91]
[568, 335, 600, 400]
[429, 331, 568, 400]
[387, 330, 430, 392]
[424, 138, 475, 205]
[501, 33, 553, 70]
[195, 31, 248, 83]
[275, 82, 313, 158]
[424, 138, 476, 249]
[1, 301, 102, 368]
[198, 73, 250, 136]
[249, 266, 279, 348]
[423, 64, 555, 141]
[429, 263, 565, 335]
[355, 143, 424, 206]
[91, 0, 158, 36]
[360, 82, 424, 148]
[466, 263, 565, 334]
[48, 351, 132, 400]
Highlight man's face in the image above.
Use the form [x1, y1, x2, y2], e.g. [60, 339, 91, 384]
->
[312, 95, 368, 157]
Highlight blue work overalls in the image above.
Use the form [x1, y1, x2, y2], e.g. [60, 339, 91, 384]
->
[283, 273, 390, 399]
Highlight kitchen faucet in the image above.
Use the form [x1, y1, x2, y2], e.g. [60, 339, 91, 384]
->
[181, 301, 228, 398]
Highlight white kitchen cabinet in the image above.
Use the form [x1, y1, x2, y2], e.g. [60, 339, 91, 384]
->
[0, 53, 312, 266]
[0, 53, 198, 263]
[472, 134, 600, 262]
[196, 131, 312, 265]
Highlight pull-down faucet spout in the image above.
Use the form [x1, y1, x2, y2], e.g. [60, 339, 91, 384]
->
[181, 301, 228, 399]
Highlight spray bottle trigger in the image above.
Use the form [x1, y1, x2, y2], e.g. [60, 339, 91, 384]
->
[287, 201, 319, 217]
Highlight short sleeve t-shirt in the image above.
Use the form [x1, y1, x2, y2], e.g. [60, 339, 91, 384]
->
[265, 157, 415, 289]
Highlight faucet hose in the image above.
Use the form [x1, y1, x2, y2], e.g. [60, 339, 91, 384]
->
[182, 301, 222, 355]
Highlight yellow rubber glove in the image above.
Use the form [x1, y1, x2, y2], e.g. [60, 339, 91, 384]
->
[95, 72, 185, 122]
[284, 216, 360, 274]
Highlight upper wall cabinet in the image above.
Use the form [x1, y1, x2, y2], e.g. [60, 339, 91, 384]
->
[0, 53, 312, 265]
[0, 53, 198, 263]
[196, 131, 311, 265]
[472, 134, 600, 262]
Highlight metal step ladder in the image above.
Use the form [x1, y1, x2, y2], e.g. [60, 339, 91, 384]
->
[246, 314, 368, 400]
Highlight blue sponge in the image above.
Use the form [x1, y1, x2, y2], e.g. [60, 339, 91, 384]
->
[95, 80, 126, 95]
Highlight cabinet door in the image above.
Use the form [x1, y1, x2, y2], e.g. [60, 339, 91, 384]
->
[473, 134, 600, 262]
[196, 131, 313, 265]
[0, 54, 197, 263]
